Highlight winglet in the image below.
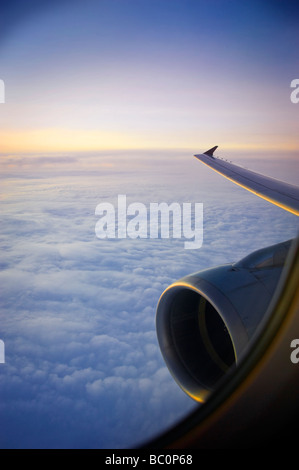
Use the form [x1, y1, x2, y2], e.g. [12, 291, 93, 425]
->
[203, 146, 218, 157]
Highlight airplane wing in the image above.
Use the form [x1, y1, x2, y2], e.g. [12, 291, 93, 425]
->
[194, 146, 299, 216]
[150, 146, 299, 448]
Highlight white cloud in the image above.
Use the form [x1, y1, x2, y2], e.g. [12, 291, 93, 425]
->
[0, 150, 297, 448]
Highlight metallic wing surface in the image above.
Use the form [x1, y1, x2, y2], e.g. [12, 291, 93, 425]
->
[194, 146, 299, 216]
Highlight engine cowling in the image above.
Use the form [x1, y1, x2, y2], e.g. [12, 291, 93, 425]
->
[156, 240, 291, 403]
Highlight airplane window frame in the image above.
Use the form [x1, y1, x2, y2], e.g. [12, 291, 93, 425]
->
[143, 235, 299, 448]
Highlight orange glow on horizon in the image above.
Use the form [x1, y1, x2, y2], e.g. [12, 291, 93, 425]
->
[0, 128, 151, 153]
[0, 128, 298, 154]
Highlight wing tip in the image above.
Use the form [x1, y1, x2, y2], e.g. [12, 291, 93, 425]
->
[203, 146, 218, 157]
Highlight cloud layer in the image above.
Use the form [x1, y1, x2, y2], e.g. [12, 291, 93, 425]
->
[0, 151, 298, 448]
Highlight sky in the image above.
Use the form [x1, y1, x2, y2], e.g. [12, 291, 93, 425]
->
[0, 0, 298, 152]
[0, 0, 298, 449]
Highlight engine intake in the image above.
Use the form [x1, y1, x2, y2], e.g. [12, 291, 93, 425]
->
[156, 240, 292, 402]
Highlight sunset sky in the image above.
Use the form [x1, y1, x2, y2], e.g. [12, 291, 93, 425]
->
[0, 0, 299, 449]
[0, 0, 298, 153]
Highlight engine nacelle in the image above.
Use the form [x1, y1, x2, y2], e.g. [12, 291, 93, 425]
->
[156, 240, 291, 402]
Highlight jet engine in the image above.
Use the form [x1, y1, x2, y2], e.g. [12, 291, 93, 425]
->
[156, 240, 292, 403]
